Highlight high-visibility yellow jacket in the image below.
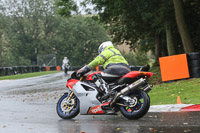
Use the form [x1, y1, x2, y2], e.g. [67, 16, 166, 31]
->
[89, 45, 129, 69]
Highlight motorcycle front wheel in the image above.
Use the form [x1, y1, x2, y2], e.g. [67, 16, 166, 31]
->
[119, 90, 150, 120]
[56, 92, 80, 119]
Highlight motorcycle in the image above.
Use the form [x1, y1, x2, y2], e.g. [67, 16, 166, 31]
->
[56, 66, 153, 120]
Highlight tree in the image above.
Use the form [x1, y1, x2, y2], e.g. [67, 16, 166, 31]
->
[183, 0, 200, 52]
[80, 0, 177, 58]
[79, 0, 198, 57]
[0, 9, 15, 67]
[57, 0, 200, 56]
[52, 16, 110, 66]
[55, 0, 78, 16]
[173, 0, 194, 53]
[166, 24, 176, 56]
[1, 0, 60, 65]
[0, 0, 110, 66]
[121, 49, 150, 66]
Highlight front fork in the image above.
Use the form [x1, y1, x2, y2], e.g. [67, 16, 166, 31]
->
[62, 91, 75, 111]
[67, 91, 74, 101]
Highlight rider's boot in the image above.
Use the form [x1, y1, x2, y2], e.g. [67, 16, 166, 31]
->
[92, 74, 108, 94]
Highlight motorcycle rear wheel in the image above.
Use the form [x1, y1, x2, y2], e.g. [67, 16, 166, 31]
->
[119, 90, 150, 120]
[56, 93, 80, 119]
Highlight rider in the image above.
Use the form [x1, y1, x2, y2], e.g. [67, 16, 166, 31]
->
[62, 57, 69, 70]
[77, 41, 131, 94]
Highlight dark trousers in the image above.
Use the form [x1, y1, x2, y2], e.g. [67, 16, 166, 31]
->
[99, 63, 131, 83]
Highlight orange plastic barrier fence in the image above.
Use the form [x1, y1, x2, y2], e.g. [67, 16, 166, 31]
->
[46, 66, 50, 71]
[159, 54, 190, 82]
[56, 66, 61, 71]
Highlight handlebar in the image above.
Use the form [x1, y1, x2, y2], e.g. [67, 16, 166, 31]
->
[70, 71, 84, 80]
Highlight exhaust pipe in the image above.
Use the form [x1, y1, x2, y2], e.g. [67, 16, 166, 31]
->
[110, 78, 146, 107]
[143, 85, 153, 93]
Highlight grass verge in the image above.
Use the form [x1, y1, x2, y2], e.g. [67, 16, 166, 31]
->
[148, 66, 200, 105]
[0, 71, 60, 80]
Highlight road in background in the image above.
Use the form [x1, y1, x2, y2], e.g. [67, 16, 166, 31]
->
[0, 72, 199, 133]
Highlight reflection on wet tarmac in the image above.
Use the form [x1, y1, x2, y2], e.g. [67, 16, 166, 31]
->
[56, 112, 200, 133]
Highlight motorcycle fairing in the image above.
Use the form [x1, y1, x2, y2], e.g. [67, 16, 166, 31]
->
[121, 71, 153, 79]
[117, 71, 153, 84]
[66, 79, 79, 89]
[86, 71, 102, 81]
[71, 81, 101, 114]
[88, 102, 110, 114]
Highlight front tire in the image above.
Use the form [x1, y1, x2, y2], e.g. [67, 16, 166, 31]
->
[119, 90, 150, 120]
[56, 93, 80, 119]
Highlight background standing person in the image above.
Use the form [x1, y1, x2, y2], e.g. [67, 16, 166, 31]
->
[62, 57, 70, 73]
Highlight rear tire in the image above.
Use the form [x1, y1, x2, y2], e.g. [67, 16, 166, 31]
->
[119, 90, 150, 120]
[56, 93, 80, 119]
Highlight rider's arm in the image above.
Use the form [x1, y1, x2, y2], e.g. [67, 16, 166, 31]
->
[88, 55, 105, 69]
[88, 50, 110, 69]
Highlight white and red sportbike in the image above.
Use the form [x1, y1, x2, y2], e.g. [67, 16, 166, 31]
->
[56, 69, 153, 120]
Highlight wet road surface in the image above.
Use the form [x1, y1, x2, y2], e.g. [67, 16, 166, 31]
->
[0, 72, 199, 133]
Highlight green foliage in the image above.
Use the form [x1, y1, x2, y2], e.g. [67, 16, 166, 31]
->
[148, 66, 162, 85]
[53, 16, 110, 66]
[55, 0, 78, 17]
[0, 14, 14, 66]
[81, 0, 200, 58]
[82, 0, 171, 47]
[1, 0, 59, 66]
[120, 49, 150, 66]
[1, 0, 199, 67]
[0, 0, 110, 67]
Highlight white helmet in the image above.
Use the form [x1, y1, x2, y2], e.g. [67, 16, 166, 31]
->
[98, 41, 113, 54]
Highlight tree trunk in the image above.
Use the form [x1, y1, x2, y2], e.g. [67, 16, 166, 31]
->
[155, 34, 161, 65]
[166, 24, 176, 55]
[173, 0, 194, 53]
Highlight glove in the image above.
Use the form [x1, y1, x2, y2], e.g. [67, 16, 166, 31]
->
[77, 65, 91, 77]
